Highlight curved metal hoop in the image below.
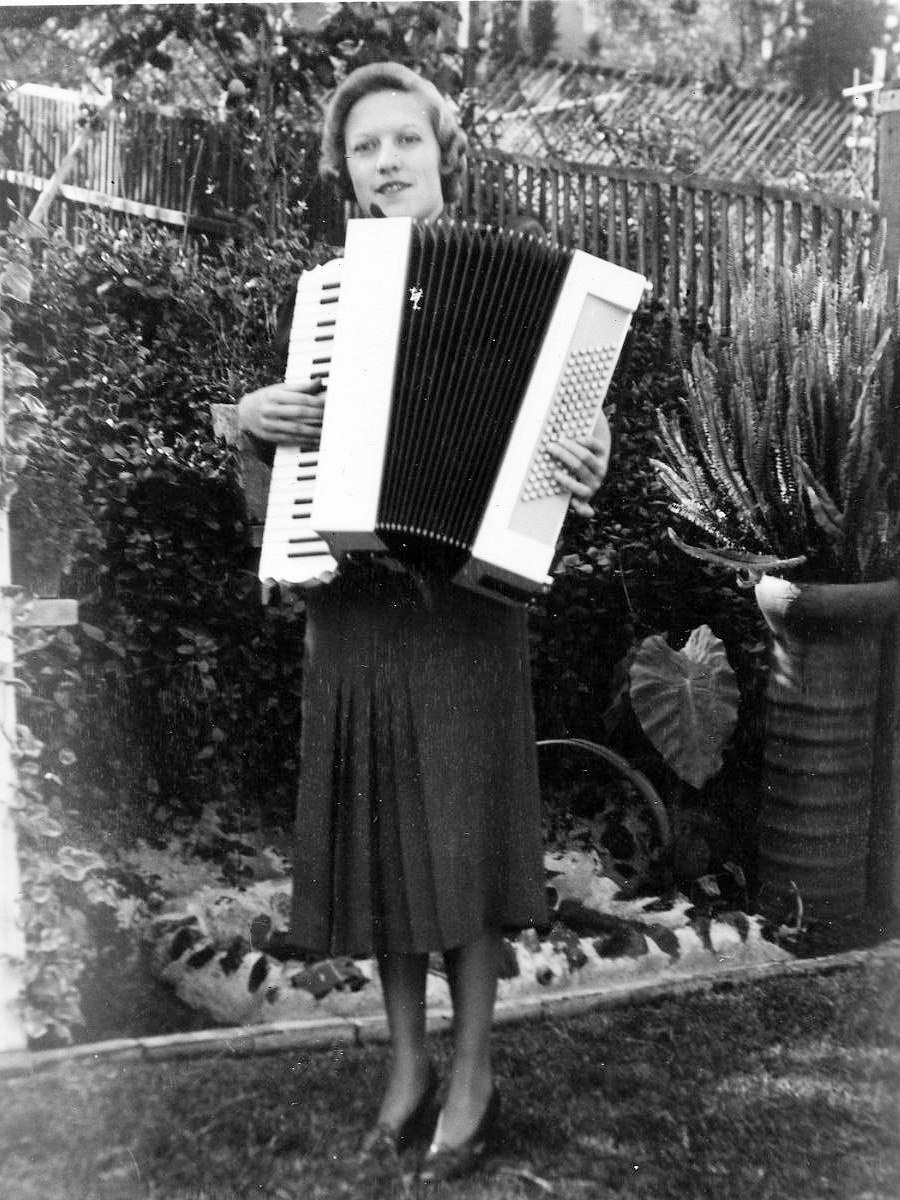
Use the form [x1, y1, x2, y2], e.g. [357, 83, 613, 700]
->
[536, 737, 672, 853]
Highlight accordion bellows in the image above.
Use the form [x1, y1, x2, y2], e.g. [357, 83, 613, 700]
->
[259, 217, 646, 601]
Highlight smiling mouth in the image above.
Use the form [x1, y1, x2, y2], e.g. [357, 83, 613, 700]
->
[377, 182, 410, 194]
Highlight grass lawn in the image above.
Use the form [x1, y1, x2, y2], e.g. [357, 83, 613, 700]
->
[1, 950, 899, 1200]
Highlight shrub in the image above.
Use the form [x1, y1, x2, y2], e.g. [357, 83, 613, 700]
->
[15, 215, 325, 835]
[9, 215, 332, 1043]
[653, 249, 900, 583]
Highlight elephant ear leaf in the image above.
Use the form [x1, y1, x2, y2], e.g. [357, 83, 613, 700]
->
[628, 625, 740, 789]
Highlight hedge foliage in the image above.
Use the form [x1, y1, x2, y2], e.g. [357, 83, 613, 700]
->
[14, 217, 324, 841]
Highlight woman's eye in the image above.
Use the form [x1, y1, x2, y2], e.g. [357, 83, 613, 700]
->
[352, 140, 375, 155]
[399, 132, 421, 145]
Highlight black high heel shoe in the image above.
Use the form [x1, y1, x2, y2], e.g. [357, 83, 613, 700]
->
[358, 1062, 441, 1165]
[418, 1085, 501, 1183]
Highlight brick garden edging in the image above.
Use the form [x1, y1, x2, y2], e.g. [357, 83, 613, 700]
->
[1, 940, 897, 1080]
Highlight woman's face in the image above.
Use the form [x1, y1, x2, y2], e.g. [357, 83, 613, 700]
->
[344, 89, 445, 222]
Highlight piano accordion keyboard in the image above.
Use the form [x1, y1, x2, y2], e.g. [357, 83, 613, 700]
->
[257, 258, 344, 588]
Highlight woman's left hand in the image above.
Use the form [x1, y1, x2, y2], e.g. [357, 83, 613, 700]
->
[549, 410, 612, 518]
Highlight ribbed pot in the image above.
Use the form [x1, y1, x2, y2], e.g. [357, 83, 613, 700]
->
[754, 574, 900, 919]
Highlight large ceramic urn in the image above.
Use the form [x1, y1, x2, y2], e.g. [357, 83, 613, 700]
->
[754, 574, 900, 919]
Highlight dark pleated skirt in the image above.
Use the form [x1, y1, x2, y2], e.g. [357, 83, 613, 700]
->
[289, 565, 547, 958]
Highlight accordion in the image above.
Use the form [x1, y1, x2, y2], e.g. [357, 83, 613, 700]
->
[258, 217, 646, 601]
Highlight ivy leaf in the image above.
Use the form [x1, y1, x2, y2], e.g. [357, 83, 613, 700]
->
[4, 362, 38, 393]
[9, 217, 49, 242]
[696, 874, 721, 898]
[722, 861, 747, 890]
[23, 808, 63, 838]
[0, 261, 34, 303]
[16, 725, 44, 759]
[56, 845, 106, 882]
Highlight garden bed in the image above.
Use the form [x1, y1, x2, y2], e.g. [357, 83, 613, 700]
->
[24, 837, 900, 1055]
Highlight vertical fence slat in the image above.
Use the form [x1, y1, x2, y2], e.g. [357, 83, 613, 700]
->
[81, 103, 92, 192]
[576, 171, 586, 251]
[734, 193, 747, 276]
[701, 189, 714, 319]
[561, 168, 572, 245]
[99, 106, 110, 195]
[160, 117, 170, 210]
[754, 193, 765, 262]
[606, 176, 617, 263]
[790, 199, 803, 265]
[811, 203, 823, 256]
[618, 179, 629, 266]
[636, 182, 647, 279]
[773, 197, 785, 267]
[182, 123, 194, 217]
[684, 186, 697, 326]
[109, 105, 120, 194]
[496, 159, 506, 228]
[590, 174, 600, 256]
[139, 112, 151, 204]
[550, 167, 560, 246]
[149, 113, 161, 206]
[650, 181, 662, 300]
[667, 183, 680, 312]
[831, 207, 844, 277]
[173, 118, 185, 212]
[719, 192, 731, 330]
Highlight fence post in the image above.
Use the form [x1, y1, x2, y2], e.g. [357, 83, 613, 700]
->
[876, 81, 900, 302]
[870, 81, 900, 913]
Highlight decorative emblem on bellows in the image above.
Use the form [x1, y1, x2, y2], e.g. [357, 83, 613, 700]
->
[628, 625, 740, 789]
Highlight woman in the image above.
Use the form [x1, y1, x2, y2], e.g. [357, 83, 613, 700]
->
[239, 61, 610, 1182]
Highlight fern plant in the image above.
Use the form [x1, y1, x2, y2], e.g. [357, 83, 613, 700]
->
[653, 246, 900, 584]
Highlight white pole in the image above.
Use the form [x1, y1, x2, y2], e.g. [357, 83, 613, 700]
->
[0, 231, 27, 1048]
[0, 385, 26, 1049]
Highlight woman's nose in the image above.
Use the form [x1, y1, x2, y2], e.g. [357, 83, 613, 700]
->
[375, 141, 400, 172]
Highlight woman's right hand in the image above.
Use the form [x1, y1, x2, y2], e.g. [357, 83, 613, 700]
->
[237, 381, 325, 447]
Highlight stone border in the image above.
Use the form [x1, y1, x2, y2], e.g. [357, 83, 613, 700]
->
[1, 940, 898, 1079]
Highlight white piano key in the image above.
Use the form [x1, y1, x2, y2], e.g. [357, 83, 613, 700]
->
[257, 261, 343, 591]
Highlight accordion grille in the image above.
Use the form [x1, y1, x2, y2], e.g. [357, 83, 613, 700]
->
[377, 223, 570, 568]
